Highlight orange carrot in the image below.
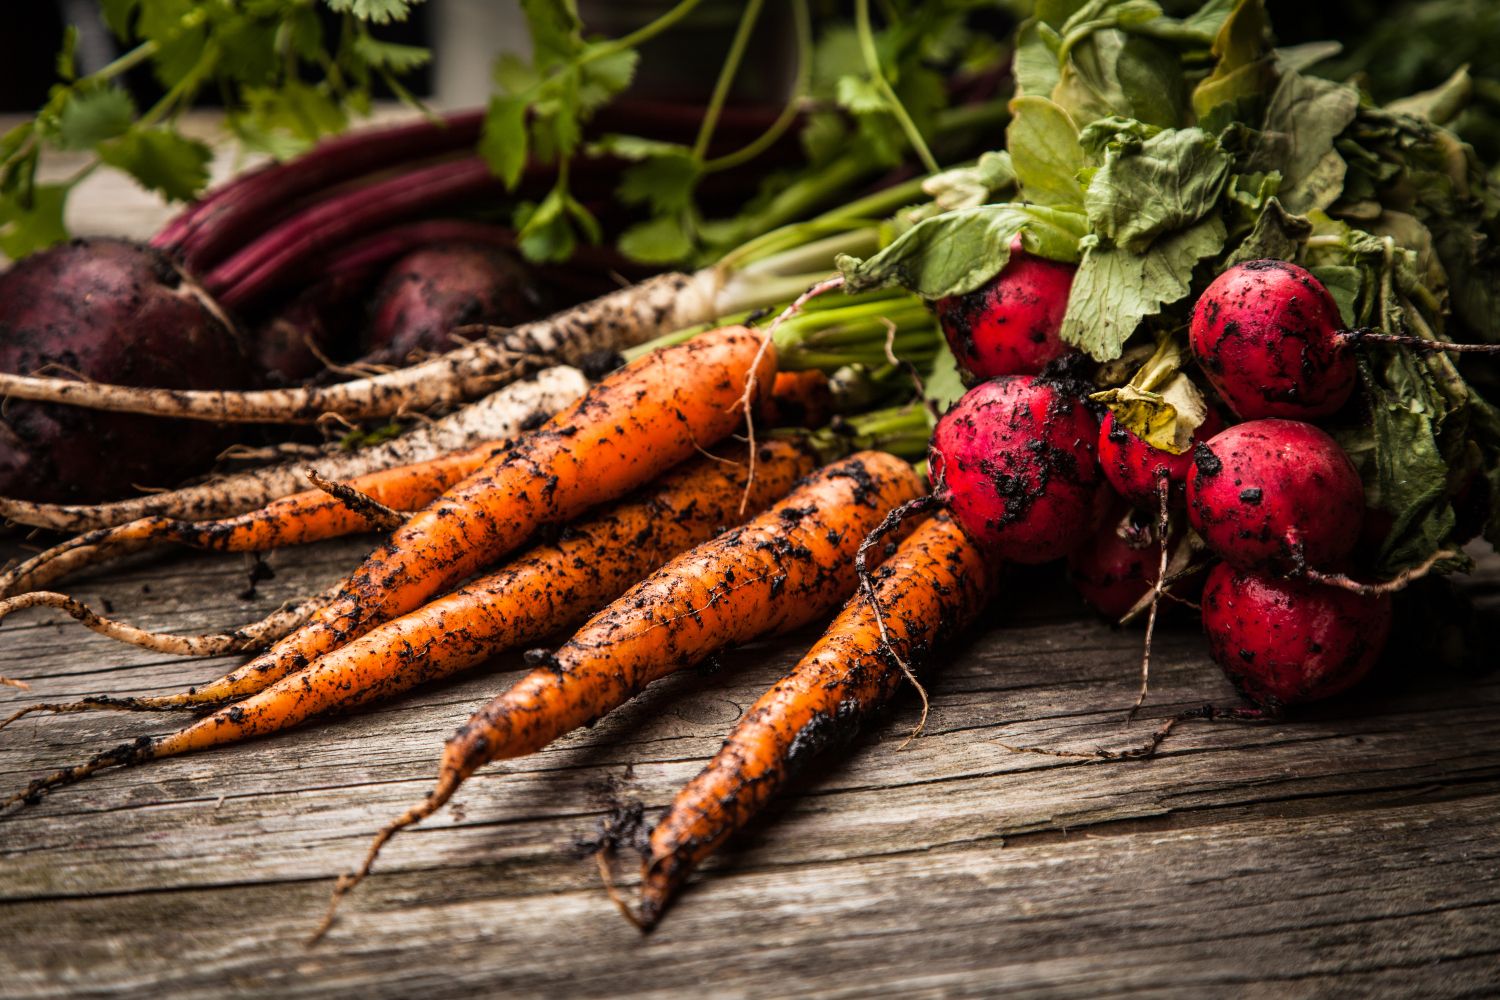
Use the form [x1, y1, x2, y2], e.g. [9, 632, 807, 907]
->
[639, 512, 993, 927]
[1, 441, 816, 802]
[38, 326, 776, 713]
[757, 370, 834, 430]
[0, 442, 503, 598]
[312, 451, 923, 939]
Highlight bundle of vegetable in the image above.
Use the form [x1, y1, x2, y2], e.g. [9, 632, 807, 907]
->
[315, 449, 923, 938]
[830, 0, 1500, 708]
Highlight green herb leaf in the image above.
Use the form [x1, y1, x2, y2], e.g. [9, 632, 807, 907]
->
[0, 183, 69, 259]
[351, 35, 431, 73]
[478, 94, 529, 187]
[55, 88, 137, 150]
[323, 0, 424, 25]
[1225, 197, 1309, 265]
[97, 127, 212, 201]
[618, 213, 696, 265]
[618, 151, 701, 215]
[1061, 214, 1225, 361]
[836, 203, 1087, 299]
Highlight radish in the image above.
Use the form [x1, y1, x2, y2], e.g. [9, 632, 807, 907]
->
[1098, 406, 1225, 510]
[1186, 419, 1364, 573]
[0, 240, 247, 502]
[1189, 259, 1500, 421]
[1201, 562, 1392, 708]
[1068, 505, 1160, 618]
[933, 240, 1076, 380]
[928, 375, 1101, 563]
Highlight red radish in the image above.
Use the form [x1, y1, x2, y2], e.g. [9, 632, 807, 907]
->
[928, 375, 1101, 563]
[1201, 562, 1392, 707]
[362, 243, 543, 366]
[1189, 260, 1356, 420]
[934, 240, 1076, 380]
[0, 239, 247, 502]
[1068, 507, 1159, 618]
[1187, 419, 1364, 573]
[1098, 406, 1225, 509]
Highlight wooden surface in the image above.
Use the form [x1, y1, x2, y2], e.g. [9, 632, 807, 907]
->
[1, 534, 1497, 999]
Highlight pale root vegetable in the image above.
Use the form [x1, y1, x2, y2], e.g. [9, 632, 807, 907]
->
[0, 373, 574, 532]
[1186, 419, 1364, 573]
[927, 375, 1101, 563]
[933, 240, 1076, 380]
[1201, 562, 1392, 708]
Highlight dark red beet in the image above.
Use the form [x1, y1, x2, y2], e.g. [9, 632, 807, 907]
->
[1097, 406, 1225, 510]
[928, 375, 1101, 564]
[0, 239, 248, 502]
[934, 241, 1076, 380]
[1189, 260, 1356, 420]
[1202, 562, 1392, 707]
[1187, 419, 1364, 573]
[252, 270, 371, 385]
[362, 242, 542, 366]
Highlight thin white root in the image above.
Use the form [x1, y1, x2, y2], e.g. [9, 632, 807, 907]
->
[0, 586, 335, 657]
[1302, 548, 1459, 596]
[0, 273, 709, 424]
[0, 366, 590, 532]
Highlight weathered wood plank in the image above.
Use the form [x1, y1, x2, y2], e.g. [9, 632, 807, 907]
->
[1, 537, 1497, 997]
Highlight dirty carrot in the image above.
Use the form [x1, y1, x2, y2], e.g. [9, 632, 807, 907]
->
[312, 450, 922, 940]
[0, 441, 504, 599]
[0, 441, 815, 797]
[96, 326, 778, 713]
[638, 512, 993, 927]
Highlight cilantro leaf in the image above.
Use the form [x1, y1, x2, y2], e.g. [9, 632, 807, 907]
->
[98, 127, 213, 201]
[0, 183, 69, 259]
[478, 94, 529, 188]
[55, 88, 137, 150]
[323, 0, 424, 25]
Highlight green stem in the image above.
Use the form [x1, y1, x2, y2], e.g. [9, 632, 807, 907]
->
[854, 0, 939, 174]
[692, 0, 764, 161]
[703, 0, 812, 173]
[585, 0, 706, 68]
[87, 41, 159, 84]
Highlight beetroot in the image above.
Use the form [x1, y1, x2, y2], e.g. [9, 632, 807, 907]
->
[1187, 419, 1364, 573]
[1189, 260, 1356, 420]
[0, 239, 248, 502]
[928, 375, 1101, 564]
[362, 242, 543, 366]
[934, 241, 1076, 380]
[1098, 406, 1225, 510]
[1201, 562, 1392, 707]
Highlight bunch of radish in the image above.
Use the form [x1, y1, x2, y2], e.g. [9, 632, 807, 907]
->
[921, 252, 1483, 712]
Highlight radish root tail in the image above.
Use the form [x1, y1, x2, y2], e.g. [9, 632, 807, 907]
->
[1302, 547, 1458, 596]
[1128, 482, 1171, 724]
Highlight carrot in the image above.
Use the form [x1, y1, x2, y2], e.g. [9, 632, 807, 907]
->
[66, 325, 777, 714]
[0, 442, 503, 599]
[757, 369, 834, 430]
[0, 365, 589, 533]
[1, 441, 816, 798]
[310, 450, 923, 941]
[637, 512, 992, 927]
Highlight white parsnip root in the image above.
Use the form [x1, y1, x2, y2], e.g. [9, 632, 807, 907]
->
[0, 366, 589, 532]
[0, 272, 717, 423]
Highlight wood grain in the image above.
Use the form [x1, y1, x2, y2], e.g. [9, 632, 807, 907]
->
[1, 534, 1496, 998]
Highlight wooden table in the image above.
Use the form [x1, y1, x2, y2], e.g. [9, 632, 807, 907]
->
[3, 131, 1499, 996]
[1, 532, 1497, 998]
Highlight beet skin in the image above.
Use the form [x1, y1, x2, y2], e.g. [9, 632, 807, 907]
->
[0, 239, 248, 502]
[1202, 562, 1392, 707]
